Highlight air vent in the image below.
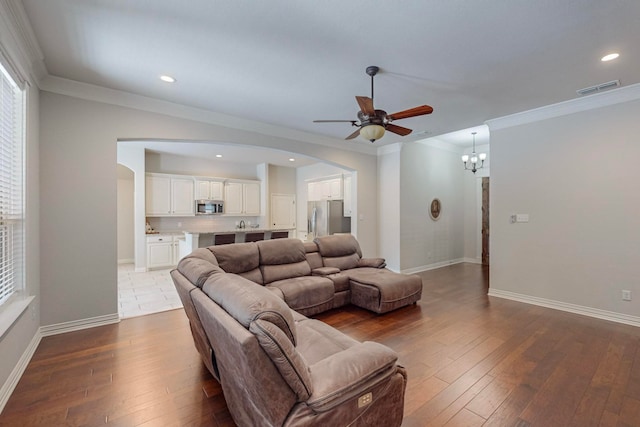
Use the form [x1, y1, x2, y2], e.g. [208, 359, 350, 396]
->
[576, 80, 621, 96]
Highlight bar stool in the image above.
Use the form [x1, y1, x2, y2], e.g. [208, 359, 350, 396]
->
[244, 232, 265, 242]
[214, 233, 236, 245]
[270, 231, 289, 239]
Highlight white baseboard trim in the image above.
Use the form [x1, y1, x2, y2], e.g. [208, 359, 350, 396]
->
[40, 313, 120, 337]
[134, 267, 147, 273]
[488, 289, 640, 328]
[463, 257, 483, 264]
[401, 258, 466, 275]
[0, 328, 42, 413]
[118, 258, 134, 265]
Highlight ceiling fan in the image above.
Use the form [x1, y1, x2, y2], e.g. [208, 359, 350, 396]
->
[313, 66, 434, 143]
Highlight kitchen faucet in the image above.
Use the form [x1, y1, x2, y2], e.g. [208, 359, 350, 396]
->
[239, 220, 245, 229]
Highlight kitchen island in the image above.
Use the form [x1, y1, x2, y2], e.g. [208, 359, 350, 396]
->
[183, 228, 294, 252]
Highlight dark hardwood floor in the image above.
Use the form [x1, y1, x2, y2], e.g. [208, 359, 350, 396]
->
[1, 263, 640, 426]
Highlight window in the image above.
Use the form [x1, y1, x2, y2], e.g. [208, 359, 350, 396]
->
[0, 59, 25, 307]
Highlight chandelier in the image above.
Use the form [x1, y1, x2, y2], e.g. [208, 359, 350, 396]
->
[461, 132, 486, 173]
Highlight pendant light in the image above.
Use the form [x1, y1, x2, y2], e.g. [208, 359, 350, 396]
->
[461, 132, 486, 173]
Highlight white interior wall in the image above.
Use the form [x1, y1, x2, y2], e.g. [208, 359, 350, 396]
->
[145, 151, 258, 179]
[39, 91, 378, 326]
[116, 166, 134, 263]
[0, 3, 41, 403]
[117, 146, 146, 271]
[377, 145, 401, 271]
[489, 89, 640, 321]
[399, 140, 465, 272]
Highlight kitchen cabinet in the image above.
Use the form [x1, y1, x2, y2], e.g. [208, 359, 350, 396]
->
[307, 176, 343, 201]
[146, 173, 195, 216]
[343, 174, 352, 217]
[195, 179, 224, 200]
[147, 234, 185, 269]
[225, 180, 261, 215]
[147, 235, 174, 269]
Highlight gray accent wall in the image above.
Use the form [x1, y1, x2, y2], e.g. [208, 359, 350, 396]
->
[489, 94, 640, 318]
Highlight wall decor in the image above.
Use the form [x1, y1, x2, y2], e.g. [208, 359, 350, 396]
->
[430, 198, 441, 221]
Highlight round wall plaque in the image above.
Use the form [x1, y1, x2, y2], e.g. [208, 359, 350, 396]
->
[429, 198, 441, 221]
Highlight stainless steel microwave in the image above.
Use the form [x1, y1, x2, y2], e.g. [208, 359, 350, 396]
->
[196, 200, 224, 215]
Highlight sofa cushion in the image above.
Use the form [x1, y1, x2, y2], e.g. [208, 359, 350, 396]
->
[314, 234, 362, 270]
[177, 256, 222, 288]
[208, 242, 263, 284]
[258, 239, 312, 284]
[267, 276, 334, 313]
[250, 318, 313, 401]
[303, 241, 324, 270]
[202, 272, 297, 345]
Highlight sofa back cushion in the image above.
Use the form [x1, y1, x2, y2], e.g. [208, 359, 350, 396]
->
[257, 239, 311, 284]
[314, 234, 362, 271]
[250, 318, 313, 401]
[203, 271, 297, 345]
[303, 241, 324, 270]
[208, 242, 263, 284]
[177, 255, 222, 288]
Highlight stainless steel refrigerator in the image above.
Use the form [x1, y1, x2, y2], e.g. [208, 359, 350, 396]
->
[307, 200, 351, 239]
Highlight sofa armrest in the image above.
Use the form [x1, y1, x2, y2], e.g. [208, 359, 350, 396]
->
[312, 267, 341, 276]
[358, 258, 386, 269]
[307, 341, 398, 412]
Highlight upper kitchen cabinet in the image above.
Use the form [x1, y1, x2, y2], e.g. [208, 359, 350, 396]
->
[146, 173, 195, 216]
[195, 179, 224, 200]
[225, 180, 261, 215]
[307, 176, 343, 201]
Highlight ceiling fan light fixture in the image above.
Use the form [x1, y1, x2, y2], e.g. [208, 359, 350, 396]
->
[360, 124, 385, 142]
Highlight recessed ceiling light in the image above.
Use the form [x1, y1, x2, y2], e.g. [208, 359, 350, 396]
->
[601, 53, 619, 62]
[289, 158, 295, 162]
[215, 154, 222, 158]
[160, 75, 176, 83]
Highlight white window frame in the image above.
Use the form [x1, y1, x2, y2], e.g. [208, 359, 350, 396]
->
[0, 52, 27, 332]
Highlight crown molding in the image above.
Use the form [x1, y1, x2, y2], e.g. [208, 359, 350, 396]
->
[39, 74, 378, 156]
[0, 0, 47, 83]
[486, 82, 640, 131]
[414, 136, 463, 154]
[377, 142, 403, 155]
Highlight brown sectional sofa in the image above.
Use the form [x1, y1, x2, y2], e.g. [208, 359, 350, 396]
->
[171, 234, 422, 426]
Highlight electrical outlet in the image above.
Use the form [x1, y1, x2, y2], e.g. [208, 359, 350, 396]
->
[177, 222, 182, 228]
[622, 290, 632, 301]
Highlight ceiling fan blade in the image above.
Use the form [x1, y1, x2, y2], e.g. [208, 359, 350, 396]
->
[313, 120, 356, 123]
[386, 123, 413, 136]
[355, 96, 375, 116]
[387, 105, 434, 121]
[345, 128, 361, 140]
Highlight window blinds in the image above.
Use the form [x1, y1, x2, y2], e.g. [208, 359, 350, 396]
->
[0, 61, 24, 306]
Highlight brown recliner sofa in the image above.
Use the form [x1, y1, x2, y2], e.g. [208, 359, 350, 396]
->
[171, 234, 421, 426]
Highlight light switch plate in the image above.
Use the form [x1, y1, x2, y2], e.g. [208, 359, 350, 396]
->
[516, 214, 529, 223]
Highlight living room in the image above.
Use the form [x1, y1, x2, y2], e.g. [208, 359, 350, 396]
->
[1, 1, 639, 425]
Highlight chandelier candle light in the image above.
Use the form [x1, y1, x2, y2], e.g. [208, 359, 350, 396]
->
[461, 132, 486, 173]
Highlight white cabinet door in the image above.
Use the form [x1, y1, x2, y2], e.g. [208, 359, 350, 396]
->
[244, 182, 261, 215]
[146, 175, 171, 216]
[329, 178, 343, 199]
[308, 182, 320, 201]
[343, 175, 352, 217]
[171, 178, 195, 215]
[195, 180, 211, 200]
[271, 194, 295, 228]
[224, 182, 244, 214]
[209, 181, 224, 200]
[196, 179, 224, 200]
[147, 240, 173, 269]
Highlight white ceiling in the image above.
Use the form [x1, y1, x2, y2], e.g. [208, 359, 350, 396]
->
[20, 0, 640, 150]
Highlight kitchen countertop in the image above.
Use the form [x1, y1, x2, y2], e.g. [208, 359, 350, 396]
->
[149, 228, 294, 235]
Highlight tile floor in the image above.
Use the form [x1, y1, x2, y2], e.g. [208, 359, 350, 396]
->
[117, 264, 183, 318]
